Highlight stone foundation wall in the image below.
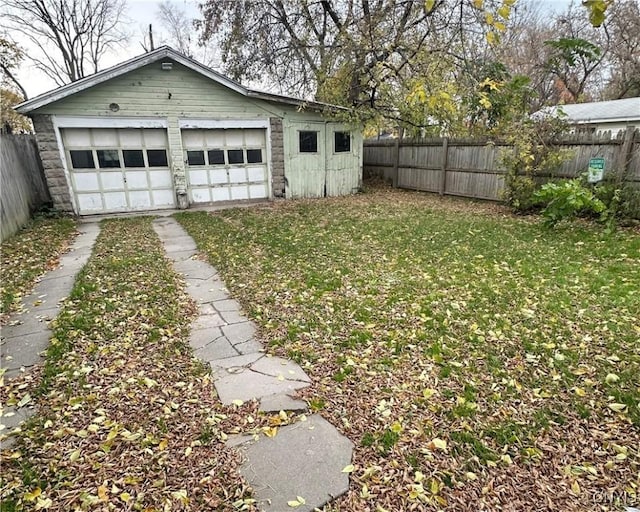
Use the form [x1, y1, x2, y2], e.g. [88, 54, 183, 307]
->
[31, 115, 74, 213]
[270, 117, 285, 198]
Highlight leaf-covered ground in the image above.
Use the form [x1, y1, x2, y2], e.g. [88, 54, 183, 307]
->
[177, 188, 640, 511]
[1, 217, 77, 323]
[0, 218, 264, 511]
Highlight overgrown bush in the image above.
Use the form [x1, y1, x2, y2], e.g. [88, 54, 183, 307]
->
[534, 178, 606, 227]
[502, 175, 544, 212]
[500, 115, 572, 213]
[594, 179, 640, 222]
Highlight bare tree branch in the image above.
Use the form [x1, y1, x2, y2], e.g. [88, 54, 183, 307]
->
[154, 1, 218, 67]
[0, 0, 128, 85]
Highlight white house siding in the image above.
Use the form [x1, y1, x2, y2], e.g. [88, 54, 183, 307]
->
[574, 121, 638, 137]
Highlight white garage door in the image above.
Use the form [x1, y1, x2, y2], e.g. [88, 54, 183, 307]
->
[62, 128, 175, 215]
[182, 129, 268, 203]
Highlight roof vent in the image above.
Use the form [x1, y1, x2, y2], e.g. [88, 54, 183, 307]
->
[161, 62, 173, 71]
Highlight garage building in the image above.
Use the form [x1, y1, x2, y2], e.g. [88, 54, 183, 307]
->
[16, 46, 363, 216]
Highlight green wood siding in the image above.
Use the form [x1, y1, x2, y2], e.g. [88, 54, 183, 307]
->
[284, 120, 326, 198]
[34, 60, 290, 119]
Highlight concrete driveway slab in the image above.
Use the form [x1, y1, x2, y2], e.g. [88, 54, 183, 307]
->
[237, 415, 353, 512]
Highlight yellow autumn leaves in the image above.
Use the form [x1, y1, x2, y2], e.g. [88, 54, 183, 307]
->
[408, 470, 446, 505]
[287, 495, 306, 507]
[471, 0, 516, 46]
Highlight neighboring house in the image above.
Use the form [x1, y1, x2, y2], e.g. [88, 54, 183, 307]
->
[541, 97, 640, 136]
[15, 46, 362, 216]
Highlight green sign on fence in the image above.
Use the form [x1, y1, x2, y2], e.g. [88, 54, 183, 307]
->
[588, 157, 605, 183]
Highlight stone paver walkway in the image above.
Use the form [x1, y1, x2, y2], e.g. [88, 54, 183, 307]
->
[0, 222, 100, 447]
[153, 217, 353, 512]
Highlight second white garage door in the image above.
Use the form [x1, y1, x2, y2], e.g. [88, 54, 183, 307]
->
[182, 129, 269, 204]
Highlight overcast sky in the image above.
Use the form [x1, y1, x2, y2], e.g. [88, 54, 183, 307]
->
[15, 0, 573, 99]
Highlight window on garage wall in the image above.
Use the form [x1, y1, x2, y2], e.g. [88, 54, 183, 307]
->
[187, 150, 205, 166]
[123, 150, 145, 168]
[334, 131, 351, 153]
[299, 131, 318, 153]
[70, 150, 95, 169]
[182, 129, 265, 168]
[66, 129, 170, 171]
[208, 149, 225, 165]
[97, 149, 121, 168]
[147, 149, 168, 167]
[227, 149, 244, 164]
[247, 149, 262, 163]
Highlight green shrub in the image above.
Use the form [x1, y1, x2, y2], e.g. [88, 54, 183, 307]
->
[500, 115, 572, 213]
[502, 175, 544, 212]
[594, 181, 640, 221]
[534, 178, 606, 227]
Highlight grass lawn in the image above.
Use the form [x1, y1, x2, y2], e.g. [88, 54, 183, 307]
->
[0, 218, 258, 511]
[1, 217, 77, 322]
[177, 188, 639, 511]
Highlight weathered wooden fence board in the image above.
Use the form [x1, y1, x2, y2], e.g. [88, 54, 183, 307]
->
[555, 143, 620, 178]
[364, 129, 640, 202]
[1, 135, 51, 241]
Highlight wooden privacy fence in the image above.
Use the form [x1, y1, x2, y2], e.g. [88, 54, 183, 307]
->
[364, 128, 640, 201]
[1, 134, 51, 241]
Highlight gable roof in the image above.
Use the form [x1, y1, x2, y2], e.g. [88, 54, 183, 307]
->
[15, 45, 342, 114]
[540, 97, 640, 125]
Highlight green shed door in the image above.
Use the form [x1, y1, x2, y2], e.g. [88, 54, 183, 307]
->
[284, 121, 326, 198]
[284, 120, 361, 199]
[326, 123, 362, 196]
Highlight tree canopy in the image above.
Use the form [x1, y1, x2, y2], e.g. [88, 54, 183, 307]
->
[0, 0, 633, 136]
[197, 0, 523, 134]
[196, 0, 634, 136]
[0, 36, 30, 133]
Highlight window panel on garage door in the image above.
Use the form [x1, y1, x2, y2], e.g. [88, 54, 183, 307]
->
[62, 128, 175, 214]
[183, 128, 268, 204]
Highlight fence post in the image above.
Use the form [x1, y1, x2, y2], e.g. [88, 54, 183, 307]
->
[615, 126, 635, 180]
[439, 137, 449, 196]
[392, 128, 403, 188]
